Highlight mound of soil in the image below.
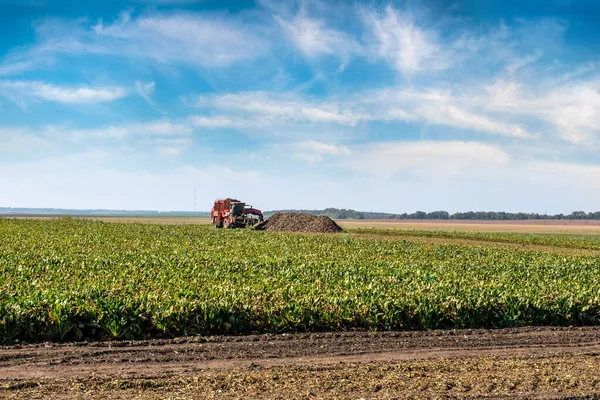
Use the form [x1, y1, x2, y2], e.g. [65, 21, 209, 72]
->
[255, 213, 343, 233]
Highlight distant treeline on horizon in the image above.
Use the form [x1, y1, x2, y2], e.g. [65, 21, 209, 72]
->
[267, 208, 600, 221]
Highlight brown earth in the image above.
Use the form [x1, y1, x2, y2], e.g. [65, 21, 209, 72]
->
[255, 213, 343, 233]
[2, 327, 600, 399]
[339, 219, 600, 235]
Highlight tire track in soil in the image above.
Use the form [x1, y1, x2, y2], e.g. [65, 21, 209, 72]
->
[2, 327, 600, 399]
[1, 326, 600, 379]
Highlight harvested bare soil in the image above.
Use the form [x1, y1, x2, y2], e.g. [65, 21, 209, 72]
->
[2, 326, 600, 399]
[255, 212, 343, 233]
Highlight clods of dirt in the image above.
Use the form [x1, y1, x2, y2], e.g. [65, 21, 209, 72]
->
[255, 213, 343, 233]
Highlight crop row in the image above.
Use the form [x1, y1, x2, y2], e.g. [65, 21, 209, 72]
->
[1, 219, 600, 342]
[350, 228, 600, 250]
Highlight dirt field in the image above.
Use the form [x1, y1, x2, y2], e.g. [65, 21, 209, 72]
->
[1, 327, 600, 399]
[339, 219, 600, 235]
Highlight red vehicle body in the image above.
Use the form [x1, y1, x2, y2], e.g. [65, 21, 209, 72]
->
[211, 198, 264, 228]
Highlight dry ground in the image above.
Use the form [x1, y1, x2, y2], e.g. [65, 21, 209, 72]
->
[1, 327, 600, 399]
[339, 219, 600, 235]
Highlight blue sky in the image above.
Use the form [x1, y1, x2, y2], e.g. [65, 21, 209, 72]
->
[1, 0, 600, 213]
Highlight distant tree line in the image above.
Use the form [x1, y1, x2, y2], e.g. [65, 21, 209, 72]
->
[321, 208, 365, 219]
[389, 210, 600, 220]
[294, 208, 600, 220]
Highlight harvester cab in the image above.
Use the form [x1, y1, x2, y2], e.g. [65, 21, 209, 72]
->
[211, 198, 264, 228]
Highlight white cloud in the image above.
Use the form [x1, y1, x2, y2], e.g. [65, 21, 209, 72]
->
[135, 80, 155, 101]
[192, 88, 534, 140]
[484, 78, 600, 145]
[158, 146, 182, 156]
[198, 92, 368, 126]
[67, 120, 192, 139]
[274, 4, 452, 74]
[0, 80, 126, 104]
[135, 80, 162, 112]
[191, 115, 241, 128]
[414, 102, 530, 138]
[361, 6, 446, 74]
[33, 12, 270, 68]
[276, 13, 358, 60]
[151, 138, 190, 156]
[273, 140, 351, 162]
[347, 141, 510, 178]
[359, 86, 534, 139]
[505, 49, 543, 74]
[0, 60, 37, 76]
[0, 128, 51, 154]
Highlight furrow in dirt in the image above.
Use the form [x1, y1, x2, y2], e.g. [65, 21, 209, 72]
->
[2, 327, 600, 399]
[1, 326, 599, 378]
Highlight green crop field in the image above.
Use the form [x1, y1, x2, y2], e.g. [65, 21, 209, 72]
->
[1, 219, 600, 343]
[350, 228, 600, 250]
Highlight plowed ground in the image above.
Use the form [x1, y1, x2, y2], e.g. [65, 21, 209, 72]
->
[2, 327, 600, 399]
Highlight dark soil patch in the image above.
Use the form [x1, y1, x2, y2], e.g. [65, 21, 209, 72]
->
[2, 327, 600, 399]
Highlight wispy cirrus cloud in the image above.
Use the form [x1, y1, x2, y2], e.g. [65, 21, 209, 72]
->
[26, 11, 270, 69]
[276, 12, 359, 61]
[190, 70, 600, 148]
[66, 120, 192, 139]
[270, 140, 351, 163]
[192, 89, 532, 139]
[360, 6, 447, 75]
[274, 3, 446, 75]
[0, 80, 126, 104]
[190, 115, 244, 128]
[0, 60, 38, 76]
[195, 92, 369, 126]
[135, 81, 155, 101]
[483, 78, 600, 145]
[505, 49, 543, 74]
[151, 138, 190, 156]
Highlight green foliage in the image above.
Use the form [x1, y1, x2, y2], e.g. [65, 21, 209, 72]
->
[350, 228, 600, 250]
[1, 219, 600, 343]
[320, 208, 364, 219]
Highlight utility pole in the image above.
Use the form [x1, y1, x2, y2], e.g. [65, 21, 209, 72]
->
[194, 186, 197, 213]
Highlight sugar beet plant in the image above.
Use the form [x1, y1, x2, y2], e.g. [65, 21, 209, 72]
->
[1, 219, 600, 343]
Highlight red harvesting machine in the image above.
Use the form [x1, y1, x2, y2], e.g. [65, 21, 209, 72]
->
[210, 198, 264, 228]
